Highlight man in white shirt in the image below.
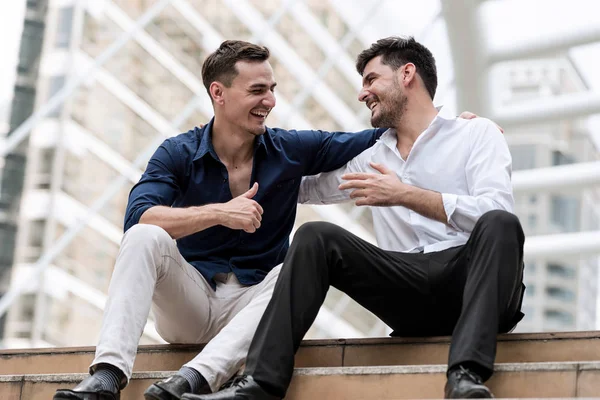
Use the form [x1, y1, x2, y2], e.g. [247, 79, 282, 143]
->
[186, 36, 525, 400]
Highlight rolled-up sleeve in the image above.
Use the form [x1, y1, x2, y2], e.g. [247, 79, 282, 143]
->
[124, 139, 182, 231]
[299, 151, 366, 204]
[443, 118, 514, 232]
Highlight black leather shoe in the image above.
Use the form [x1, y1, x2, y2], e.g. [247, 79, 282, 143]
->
[445, 366, 494, 399]
[53, 375, 120, 399]
[144, 374, 210, 400]
[181, 375, 280, 400]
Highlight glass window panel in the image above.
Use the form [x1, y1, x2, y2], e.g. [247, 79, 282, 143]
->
[18, 20, 45, 75]
[550, 195, 580, 232]
[547, 263, 575, 279]
[510, 144, 537, 171]
[546, 287, 575, 302]
[55, 7, 74, 48]
[544, 310, 574, 325]
[9, 86, 36, 128]
[47, 76, 65, 117]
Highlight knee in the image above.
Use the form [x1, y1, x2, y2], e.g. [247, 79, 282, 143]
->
[481, 210, 521, 229]
[123, 223, 173, 248]
[293, 221, 343, 247]
[478, 210, 523, 241]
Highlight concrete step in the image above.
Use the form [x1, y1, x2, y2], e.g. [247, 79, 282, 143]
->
[1, 331, 599, 375]
[1, 362, 599, 399]
[288, 362, 600, 399]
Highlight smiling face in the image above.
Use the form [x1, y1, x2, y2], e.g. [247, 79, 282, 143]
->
[215, 60, 277, 136]
[358, 55, 408, 128]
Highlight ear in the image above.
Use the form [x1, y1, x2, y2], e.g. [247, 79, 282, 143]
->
[209, 82, 225, 105]
[399, 63, 417, 87]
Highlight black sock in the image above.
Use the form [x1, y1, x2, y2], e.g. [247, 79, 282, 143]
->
[178, 366, 208, 393]
[92, 363, 124, 392]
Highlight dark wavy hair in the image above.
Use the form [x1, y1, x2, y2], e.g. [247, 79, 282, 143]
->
[202, 40, 270, 99]
[356, 36, 437, 100]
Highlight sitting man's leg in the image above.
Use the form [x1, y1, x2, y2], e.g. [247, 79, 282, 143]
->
[54, 224, 215, 400]
[439, 210, 525, 398]
[184, 221, 434, 400]
[178, 264, 282, 393]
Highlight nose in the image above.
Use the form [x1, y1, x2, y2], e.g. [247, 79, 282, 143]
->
[358, 87, 369, 103]
[263, 91, 276, 108]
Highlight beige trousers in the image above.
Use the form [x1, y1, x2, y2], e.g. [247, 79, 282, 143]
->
[92, 224, 281, 392]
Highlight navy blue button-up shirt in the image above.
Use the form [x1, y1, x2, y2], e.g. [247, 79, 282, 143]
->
[124, 119, 384, 288]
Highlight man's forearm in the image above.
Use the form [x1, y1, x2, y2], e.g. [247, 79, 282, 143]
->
[139, 205, 223, 240]
[397, 185, 447, 224]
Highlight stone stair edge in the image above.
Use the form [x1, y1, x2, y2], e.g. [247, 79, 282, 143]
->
[293, 361, 600, 376]
[0, 371, 176, 383]
[2, 361, 600, 382]
[1, 331, 599, 357]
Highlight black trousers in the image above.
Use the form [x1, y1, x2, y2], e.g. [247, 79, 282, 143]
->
[245, 210, 525, 397]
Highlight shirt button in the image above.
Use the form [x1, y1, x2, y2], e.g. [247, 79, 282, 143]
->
[277, 184, 282, 188]
[241, 239, 246, 245]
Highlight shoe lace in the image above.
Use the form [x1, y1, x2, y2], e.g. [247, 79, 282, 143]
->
[220, 374, 249, 390]
[456, 366, 483, 384]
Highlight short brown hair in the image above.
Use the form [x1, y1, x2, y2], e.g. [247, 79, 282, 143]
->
[356, 36, 437, 100]
[202, 40, 270, 98]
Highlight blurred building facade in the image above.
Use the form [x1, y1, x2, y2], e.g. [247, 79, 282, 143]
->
[0, 0, 598, 348]
[499, 59, 600, 332]
[0, 0, 50, 342]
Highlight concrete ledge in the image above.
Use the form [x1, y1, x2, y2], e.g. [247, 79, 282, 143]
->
[1, 362, 600, 399]
[1, 331, 600, 376]
[294, 361, 594, 376]
[2, 330, 599, 356]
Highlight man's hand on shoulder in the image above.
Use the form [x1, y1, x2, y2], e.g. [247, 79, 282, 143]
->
[458, 111, 504, 134]
[338, 162, 407, 206]
[215, 183, 264, 233]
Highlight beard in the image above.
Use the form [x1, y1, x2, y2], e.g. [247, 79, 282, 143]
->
[370, 79, 407, 128]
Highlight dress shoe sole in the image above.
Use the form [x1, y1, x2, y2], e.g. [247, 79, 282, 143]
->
[53, 389, 120, 400]
[144, 383, 182, 400]
[453, 388, 494, 399]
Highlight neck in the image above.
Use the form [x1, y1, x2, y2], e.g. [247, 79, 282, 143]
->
[394, 95, 438, 146]
[211, 117, 256, 164]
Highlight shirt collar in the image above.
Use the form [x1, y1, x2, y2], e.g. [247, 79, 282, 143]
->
[193, 118, 267, 162]
[377, 105, 454, 148]
[435, 105, 456, 121]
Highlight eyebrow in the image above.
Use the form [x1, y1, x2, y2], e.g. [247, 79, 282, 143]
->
[249, 82, 277, 90]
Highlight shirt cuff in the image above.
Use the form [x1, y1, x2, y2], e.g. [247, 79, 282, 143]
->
[441, 193, 460, 231]
[124, 205, 153, 232]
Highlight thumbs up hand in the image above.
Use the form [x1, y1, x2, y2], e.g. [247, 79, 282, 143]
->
[219, 183, 264, 233]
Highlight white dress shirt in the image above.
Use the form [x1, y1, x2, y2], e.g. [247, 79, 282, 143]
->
[299, 107, 515, 253]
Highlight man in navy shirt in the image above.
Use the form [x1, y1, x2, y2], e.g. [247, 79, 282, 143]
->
[54, 40, 385, 400]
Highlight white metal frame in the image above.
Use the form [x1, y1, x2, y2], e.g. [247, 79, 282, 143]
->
[0, 0, 174, 160]
[221, 0, 366, 131]
[3, 0, 600, 344]
[0, 0, 370, 342]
